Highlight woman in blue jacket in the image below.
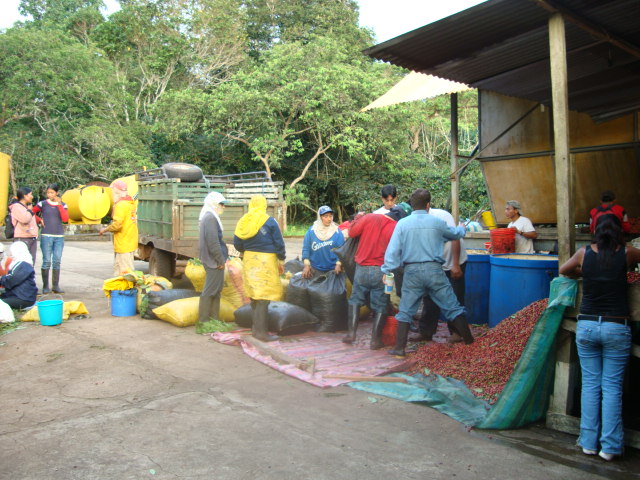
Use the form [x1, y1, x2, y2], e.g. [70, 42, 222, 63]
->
[0, 242, 38, 309]
[301, 206, 345, 278]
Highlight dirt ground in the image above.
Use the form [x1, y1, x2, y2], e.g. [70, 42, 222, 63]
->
[0, 239, 638, 480]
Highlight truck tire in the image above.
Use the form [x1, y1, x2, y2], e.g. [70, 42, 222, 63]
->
[149, 248, 176, 279]
[162, 162, 203, 182]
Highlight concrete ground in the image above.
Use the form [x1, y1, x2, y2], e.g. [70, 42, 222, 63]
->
[0, 240, 638, 480]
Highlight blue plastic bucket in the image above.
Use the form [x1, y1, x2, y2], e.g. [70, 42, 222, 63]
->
[464, 254, 491, 324]
[37, 299, 64, 326]
[111, 288, 137, 317]
[488, 254, 558, 327]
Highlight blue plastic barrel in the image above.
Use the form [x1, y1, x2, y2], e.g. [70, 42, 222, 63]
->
[488, 254, 558, 327]
[464, 254, 490, 324]
[111, 288, 137, 317]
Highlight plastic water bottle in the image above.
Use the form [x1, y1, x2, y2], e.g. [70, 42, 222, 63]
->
[384, 273, 394, 294]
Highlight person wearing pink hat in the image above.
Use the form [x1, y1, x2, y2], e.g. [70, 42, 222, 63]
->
[99, 180, 139, 276]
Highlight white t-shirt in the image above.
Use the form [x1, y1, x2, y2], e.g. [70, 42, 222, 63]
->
[373, 206, 391, 215]
[428, 208, 467, 270]
[508, 216, 536, 254]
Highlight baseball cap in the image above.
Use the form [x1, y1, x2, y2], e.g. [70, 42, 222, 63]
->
[397, 202, 412, 216]
[318, 205, 333, 216]
[111, 180, 128, 191]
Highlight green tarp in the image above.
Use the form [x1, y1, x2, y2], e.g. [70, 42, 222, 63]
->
[349, 277, 578, 429]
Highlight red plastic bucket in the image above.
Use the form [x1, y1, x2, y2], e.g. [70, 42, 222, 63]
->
[382, 316, 397, 346]
[489, 228, 516, 254]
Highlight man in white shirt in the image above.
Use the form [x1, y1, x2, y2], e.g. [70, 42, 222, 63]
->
[411, 207, 468, 342]
[372, 184, 398, 215]
[505, 200, 537, 254]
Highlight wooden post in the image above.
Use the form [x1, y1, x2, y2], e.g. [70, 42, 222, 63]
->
[450, 93, 459, 223]
[549, 13, 575, 264]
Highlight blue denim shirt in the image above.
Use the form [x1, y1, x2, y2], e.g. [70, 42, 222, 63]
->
[381, 210, 466, 274]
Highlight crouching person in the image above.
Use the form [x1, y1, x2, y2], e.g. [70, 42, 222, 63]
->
[382, 189, 473, 357]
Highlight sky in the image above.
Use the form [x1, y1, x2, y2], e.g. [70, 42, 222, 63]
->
[0, 0, 486, 41]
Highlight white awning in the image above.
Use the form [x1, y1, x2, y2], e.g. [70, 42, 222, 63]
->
[361, 72, 471, 111]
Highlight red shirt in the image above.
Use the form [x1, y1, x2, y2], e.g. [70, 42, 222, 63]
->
[589, 203, 630, 233]
[348, 213, 397, 266]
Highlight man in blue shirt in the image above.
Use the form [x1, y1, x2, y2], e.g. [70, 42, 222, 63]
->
[382, 189, 474, 356]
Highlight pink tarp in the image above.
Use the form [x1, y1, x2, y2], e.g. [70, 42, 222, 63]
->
[212, 321, 413, 388]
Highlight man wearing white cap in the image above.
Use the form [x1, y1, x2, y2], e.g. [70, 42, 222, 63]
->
[505, 200, 537, 254]
[198, 191, 229, 325]
[99, 180, 139, 275]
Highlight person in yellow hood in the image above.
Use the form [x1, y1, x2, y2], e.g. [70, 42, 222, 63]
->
[233, 195, 285, 342]
[99, 180, 139, 276]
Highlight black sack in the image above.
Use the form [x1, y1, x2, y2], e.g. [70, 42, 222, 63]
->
[308, 272, 348, 332]
[284, 257, 305, 275]
[143, 288, 199, 319]
[332, 237, 359, 283]
[233, 301, 319, 335]
[285, 273, 312, 311]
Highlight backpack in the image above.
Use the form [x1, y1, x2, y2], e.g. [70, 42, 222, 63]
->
[589, 205, 613, 233]
[4, 207, 14, 239]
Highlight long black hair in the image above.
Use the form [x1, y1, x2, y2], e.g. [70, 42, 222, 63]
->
[16, 187, 32, 201]
[593, 213, 624, 268]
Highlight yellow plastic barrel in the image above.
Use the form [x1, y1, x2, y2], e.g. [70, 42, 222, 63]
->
[62, 185, 112, 224]
[481, 210, 497, 230]
[0, 153, 10, 226]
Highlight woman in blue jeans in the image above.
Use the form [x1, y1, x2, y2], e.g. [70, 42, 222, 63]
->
[560, 214, 640, 461]
[33, 184, 69, 294]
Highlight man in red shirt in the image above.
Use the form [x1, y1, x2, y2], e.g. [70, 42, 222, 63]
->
[342, 206, 407, 349]
[589, 190, 630, 234]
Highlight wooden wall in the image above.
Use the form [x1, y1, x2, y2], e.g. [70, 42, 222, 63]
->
[479, 91, 640, 225]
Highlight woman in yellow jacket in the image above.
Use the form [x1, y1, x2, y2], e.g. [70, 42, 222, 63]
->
[233, 195, 285, 342]
[99, 180, 139, 276]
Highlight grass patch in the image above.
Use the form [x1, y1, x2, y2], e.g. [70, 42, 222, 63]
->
[0, 320, 22, 336]
[283, 223, 308, 236]
[195, 318, 240, 334]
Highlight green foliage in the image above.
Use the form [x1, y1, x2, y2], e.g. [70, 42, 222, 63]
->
[1, 0, 487, 219]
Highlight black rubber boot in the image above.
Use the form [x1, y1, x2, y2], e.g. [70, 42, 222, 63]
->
[252, 300, 279, 342]
[451, 315, 474, 344]
[198, 296, 214, 324]
[369, 311, 386, 350]
[342, 304, 361, 344]
[52, 269, 64, 294]
[388, 321, 410, 357]
[41, 269, 51, 294]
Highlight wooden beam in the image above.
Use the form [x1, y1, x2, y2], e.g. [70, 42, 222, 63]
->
[451, 93, 459, 223]
[549, 13, 575, 264]
[533, 0, 640, 60]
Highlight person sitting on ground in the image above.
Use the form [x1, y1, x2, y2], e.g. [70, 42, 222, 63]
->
[589, 190, 630, 234]
[233, 195, 286, 342]
[301, 205, 344, 279]
[559, 214, 640, 461]
[0, 242, 38, 310]
[382, 189, 472, 357]
[342, 205, 408, 348]
[372, 184, 398, 215]
[505, 200, 537, 254]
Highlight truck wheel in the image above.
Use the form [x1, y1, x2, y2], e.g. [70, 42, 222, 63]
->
[162, 162, 204, 182]
[149, 248, 176, 279]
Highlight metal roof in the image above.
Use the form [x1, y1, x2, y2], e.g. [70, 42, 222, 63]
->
[364, 0, 640, 121]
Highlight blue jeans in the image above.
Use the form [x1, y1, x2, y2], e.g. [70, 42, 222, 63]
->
[40, 235, 64, 270]
[349, 264, 388, 314]
[576, 320, 631, 455]
[396, 262, 465, 324]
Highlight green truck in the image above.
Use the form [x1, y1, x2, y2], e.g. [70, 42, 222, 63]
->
[135, 164, 285, 278]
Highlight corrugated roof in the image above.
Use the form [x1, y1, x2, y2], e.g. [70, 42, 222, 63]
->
[364, 0, 640, 121]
